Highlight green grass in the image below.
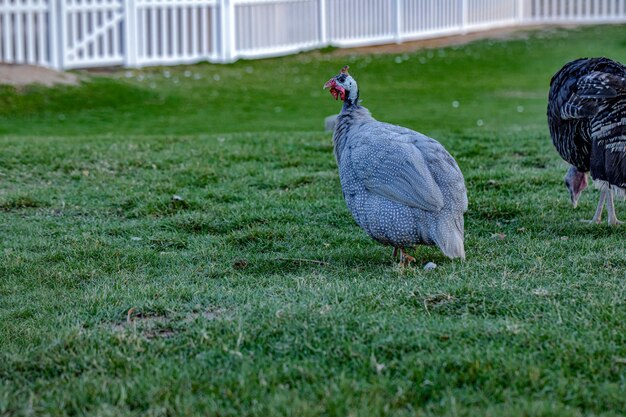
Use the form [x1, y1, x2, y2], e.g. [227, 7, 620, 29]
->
[1, 25, 625, 417]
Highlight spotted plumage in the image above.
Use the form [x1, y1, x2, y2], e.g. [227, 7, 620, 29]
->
[324, 66, 468, 262]
[547, 57, 626, 225]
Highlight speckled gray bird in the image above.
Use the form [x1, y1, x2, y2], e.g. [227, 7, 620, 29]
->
[548, 57, 626, 225]
[323, 66, 468, 264]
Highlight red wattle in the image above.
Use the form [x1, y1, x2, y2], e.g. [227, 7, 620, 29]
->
[324, 79, 346, 101]
[338, 86, 346, 101]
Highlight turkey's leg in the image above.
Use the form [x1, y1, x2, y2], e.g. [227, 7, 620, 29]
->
[589, 190, 607, 224]
[392, 247, 399, 259]
[606, 191, 623, 226]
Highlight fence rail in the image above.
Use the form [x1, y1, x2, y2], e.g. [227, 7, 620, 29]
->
[1, 0, 626, 70]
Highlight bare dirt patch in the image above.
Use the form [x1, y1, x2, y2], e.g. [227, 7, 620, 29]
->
[185, 307, 231, 322]
[109, 308, 175, 339]
[0, 64, 79, 87]
[109, 307, 231, 340]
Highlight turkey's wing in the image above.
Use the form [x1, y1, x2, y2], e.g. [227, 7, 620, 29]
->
[577, 71, 626, 98]
[561, 71, 626, 120]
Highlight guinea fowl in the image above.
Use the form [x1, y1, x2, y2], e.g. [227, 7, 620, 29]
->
[548, 57, 626, 225]
[323, 66, 468, 264]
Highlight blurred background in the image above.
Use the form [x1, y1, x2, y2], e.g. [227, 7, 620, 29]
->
[1, 0, 625, 70]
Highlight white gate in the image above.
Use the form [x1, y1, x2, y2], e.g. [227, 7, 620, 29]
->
[60, 0, 125, 69]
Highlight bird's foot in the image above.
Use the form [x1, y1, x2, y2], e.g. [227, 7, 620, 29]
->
[580, 218, 602, 224]
[399, 249, 416, 267]
[608, 218, 623, 226]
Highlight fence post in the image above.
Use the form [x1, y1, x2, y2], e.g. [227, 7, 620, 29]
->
[124, 0, 138, 67]
[461, 0, 468, 33]
[219, 0, 235, 62]
[48, 0, 60, 69]
[517, 0, 525, 23]
[58, 0, 67, 69]
[394, 0, 402, 44]
[319, 0, 327, 47]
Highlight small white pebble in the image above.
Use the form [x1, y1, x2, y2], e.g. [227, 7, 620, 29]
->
[395, 56, 403, 64]
[245, 66, 254, 74]
[476, 119, 484, 127]
[213, 74, 221, 81]
[172, 195, 184, 201]
[423, 262, 437, 271]
[452, 100, 460, 108]
[184, 70, 192, 77]
[130, 236, 142, 241]
[163, 70, 171, 78]
[517, 105, 525, 113]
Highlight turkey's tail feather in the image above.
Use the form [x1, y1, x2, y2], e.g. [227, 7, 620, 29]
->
[434, 215, 465, 260]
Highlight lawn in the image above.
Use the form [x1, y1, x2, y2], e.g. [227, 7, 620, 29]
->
[1, 25, 625, 417]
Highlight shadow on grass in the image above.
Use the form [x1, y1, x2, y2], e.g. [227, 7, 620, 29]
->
[0, 195, 49, 211]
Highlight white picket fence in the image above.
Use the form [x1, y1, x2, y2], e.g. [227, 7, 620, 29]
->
[1, 0, 626, 70]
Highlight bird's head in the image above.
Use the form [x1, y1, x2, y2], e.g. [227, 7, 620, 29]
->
[324, 66, 359, 106]
[564, 166, 588, 208]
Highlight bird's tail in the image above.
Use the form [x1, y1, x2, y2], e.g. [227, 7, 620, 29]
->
[434, 214, 465, 260]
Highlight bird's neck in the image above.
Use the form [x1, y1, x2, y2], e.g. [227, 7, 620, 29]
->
[341, 89, 360, 111]
[333, 105, 372, 164]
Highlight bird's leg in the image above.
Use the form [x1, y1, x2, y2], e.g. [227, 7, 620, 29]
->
[606, 190, 623, 226]
[588, 190, 607, 224]
[392, 247, 399, 259]
[399, 249, 416, 267]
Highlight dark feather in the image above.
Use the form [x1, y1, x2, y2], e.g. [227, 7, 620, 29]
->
[548, 57, 626, 192]
[577, 71, 626, 98]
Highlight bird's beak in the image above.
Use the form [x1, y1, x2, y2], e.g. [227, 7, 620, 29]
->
[323, 79, 335, 90]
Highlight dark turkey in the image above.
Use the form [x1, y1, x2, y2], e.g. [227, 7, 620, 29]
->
[323, 66, 467, 264]
[548, 57, 626, 225]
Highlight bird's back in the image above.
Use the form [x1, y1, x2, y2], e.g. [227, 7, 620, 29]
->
[334, 108, 467, 258]
[548, 57, 626, 173]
